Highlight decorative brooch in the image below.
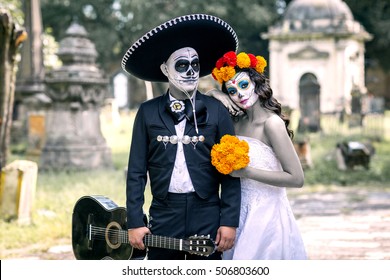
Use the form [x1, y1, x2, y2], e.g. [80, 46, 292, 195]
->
[170, 100, 185, 113]
[157, 135, 205, 149]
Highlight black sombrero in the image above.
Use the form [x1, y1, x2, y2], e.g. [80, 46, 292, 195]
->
[121, 14, 238, 82]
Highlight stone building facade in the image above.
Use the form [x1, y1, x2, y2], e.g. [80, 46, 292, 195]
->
[262, 0, 372, 131]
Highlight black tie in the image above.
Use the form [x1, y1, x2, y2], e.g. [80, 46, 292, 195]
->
[184, 99, 208, 125]
[166, 98, 208, 125]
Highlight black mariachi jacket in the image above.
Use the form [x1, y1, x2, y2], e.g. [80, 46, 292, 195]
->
[126, 91, 241, 229]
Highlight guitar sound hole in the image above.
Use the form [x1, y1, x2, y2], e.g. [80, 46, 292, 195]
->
[105, 221, 121, 249]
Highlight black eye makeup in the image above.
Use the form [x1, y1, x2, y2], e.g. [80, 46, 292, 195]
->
[175, 59, 200, 73]
[191, 59, 200, 72]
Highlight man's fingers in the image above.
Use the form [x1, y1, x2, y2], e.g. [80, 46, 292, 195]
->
[216, 236, 234, 252]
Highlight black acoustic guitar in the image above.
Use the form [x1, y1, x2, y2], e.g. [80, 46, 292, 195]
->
[72, 195, 216, 260]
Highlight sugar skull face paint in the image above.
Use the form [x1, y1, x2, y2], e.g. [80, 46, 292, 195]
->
[163, 47, 200, 94]
[225, 72, 258, 110]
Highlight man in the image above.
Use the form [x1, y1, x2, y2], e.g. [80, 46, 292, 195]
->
[121, 14, 241, 260]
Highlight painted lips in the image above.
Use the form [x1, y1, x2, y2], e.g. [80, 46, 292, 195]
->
[240, 98, 249, 105]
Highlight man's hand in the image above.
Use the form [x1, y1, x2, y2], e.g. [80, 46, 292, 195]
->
[215, 226, 236, 252]
[128, 227, 150, 250]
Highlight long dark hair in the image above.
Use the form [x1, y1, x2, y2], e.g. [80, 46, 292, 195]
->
[222, 68, 294, 139]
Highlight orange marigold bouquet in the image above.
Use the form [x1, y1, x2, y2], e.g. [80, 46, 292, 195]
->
[211, 135, 250, 175]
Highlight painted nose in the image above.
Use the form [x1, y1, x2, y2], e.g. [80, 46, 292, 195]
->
[186, 67, 195, 76]
[238, 92, 243, 98]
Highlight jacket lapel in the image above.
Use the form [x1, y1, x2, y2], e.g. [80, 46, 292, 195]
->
[159, 93, 176, 135]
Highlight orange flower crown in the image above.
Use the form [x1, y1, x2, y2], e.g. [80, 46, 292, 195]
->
[211, 135, 249, 175]
[211, 51, 267, 84]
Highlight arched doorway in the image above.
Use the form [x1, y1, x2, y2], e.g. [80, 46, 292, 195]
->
[298, 73, 320, 132]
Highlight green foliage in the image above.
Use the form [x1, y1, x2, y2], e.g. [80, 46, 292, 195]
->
[36, 0, 390, 80]
[303, 133, 390, 186]
[344, 0, 390, 72]
[0, 0, 23, 25]
[39, 0, 281, 76]
[12, 0, 388, 80]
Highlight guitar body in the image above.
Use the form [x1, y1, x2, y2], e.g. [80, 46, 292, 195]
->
[72, 195, 146, 260]
[72, 195, 215, 259]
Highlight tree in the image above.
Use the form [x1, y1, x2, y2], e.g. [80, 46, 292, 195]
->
[40, 0, 282, 77]
[0, 7, 26, 170]
[344, 0, 390, 108]
[344, 0, 390, 72]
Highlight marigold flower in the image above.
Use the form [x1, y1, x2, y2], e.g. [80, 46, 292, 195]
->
[211, 135, 250, 175]
[248, 53, 257, 68]
[219, 66, 236, 82]
[255, 56, 267, 73]
[236, 53, 251, 68]
[223, 51, 237, 66]
[211, 51, 267, 84]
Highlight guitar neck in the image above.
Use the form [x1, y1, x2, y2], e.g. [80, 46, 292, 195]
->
[144, 234, 184, 251]
[116, 228, 184, 251]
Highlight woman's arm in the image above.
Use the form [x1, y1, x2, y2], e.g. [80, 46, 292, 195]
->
[231, 115, 304, 188]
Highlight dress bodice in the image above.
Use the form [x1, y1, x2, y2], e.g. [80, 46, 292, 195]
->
[238, 135, 282, 171]
[237, 135, 287, 204]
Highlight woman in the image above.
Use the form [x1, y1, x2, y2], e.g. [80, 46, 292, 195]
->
[208, 51, 307, 260]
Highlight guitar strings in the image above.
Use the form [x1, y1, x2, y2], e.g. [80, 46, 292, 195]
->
[89, 226, 128, 244]
[88, 225, 212, 253]
[89, 226, 185, 248]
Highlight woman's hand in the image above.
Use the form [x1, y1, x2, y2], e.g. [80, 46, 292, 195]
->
[205, 89, 244, 116]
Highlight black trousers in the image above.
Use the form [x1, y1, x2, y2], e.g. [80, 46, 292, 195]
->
[147, 192, 222, 260]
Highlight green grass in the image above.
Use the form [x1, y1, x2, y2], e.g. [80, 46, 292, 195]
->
[302, 132, 390, 186]
[0, 111, 138, 257]
[1, 110, 389, 258]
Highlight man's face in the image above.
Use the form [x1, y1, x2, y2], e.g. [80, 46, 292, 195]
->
[163, 47, 200, 94]
[225, 71, 258, 110]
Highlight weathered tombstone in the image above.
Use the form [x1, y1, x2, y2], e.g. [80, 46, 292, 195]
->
[14, 0, 50, 158]
[336, 141, 373, 170]
[40, 22, 112, 170]
[27, 112, 46, 155]
[0, 160, 38, 225]
[349, 86, 363, 127]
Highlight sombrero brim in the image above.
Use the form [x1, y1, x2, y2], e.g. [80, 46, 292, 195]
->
[121, 14, 238, 82]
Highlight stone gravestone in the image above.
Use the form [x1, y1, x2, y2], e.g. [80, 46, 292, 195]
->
[27, 113, 46, 156]
[40, 22, 112, 170]
[14, 0, 50, 158]
[0, 160, 38, 225]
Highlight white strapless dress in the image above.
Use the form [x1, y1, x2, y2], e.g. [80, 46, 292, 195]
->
[223, 136, 307, 260]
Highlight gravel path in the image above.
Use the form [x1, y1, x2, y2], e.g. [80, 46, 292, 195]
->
[5, 186, 390, 260]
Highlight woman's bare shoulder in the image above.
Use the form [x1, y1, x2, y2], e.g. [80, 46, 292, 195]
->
[264, 114, 285, 131]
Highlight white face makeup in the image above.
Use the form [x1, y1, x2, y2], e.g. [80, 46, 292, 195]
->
[162, 47, 200, 94]
[225, 72, 259, 110]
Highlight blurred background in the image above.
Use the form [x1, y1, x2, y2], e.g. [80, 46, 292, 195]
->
[0, 0, 389, 260]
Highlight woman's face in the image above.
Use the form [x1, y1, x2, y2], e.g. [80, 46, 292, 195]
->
[225, 72, 258, 110]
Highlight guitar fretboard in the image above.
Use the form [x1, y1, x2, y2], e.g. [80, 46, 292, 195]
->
[90, 226, 184, 251]
[144, 235, 182, 251]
